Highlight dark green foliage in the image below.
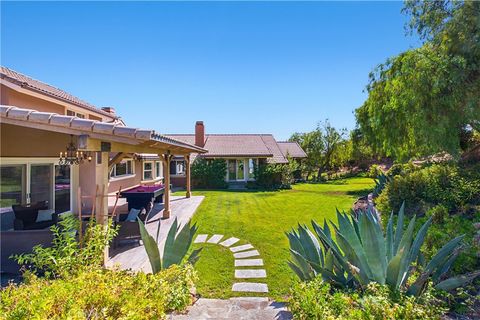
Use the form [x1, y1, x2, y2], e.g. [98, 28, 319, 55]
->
[288, 279, 446, 320]
[356, 1, 480, 160]
[253, 162, 292, 190]
[376, 163, 480, 216]
[191, 158, 228, 189]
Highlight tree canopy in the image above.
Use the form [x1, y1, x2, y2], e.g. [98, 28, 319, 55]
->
[356, 0, 480, 161]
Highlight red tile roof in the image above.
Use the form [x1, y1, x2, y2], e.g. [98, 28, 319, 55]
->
[166, 134, 305, 164]
[277, 141, 307, 158]
[0, 66, 117, 120]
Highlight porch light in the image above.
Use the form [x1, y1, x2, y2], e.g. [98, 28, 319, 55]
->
[59, 135, 92, 166]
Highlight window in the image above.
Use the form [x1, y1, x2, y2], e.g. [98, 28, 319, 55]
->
[248, 159, 256, 180]
[143, 162, 153, 180]
[169, 160, 185, 176]
[66, 109, 85, 119]
[110, 159, 133, 178]
[155, 161, 162, 178]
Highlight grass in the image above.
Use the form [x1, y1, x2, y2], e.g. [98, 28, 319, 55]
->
[174, 177, 374, 300]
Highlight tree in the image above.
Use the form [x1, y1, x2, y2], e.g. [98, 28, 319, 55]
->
[290, 120, 346, 180]
[356, 1, 480, 161]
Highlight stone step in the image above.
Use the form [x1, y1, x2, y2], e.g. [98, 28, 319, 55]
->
[233, 250, 260, 259]
[232, 282, 269, 293]
[219, 237, 240, 247]
[235, 269, 267, 278]
[170, 298, 292, 319]
[234, 258, 264, 267]
[230, 244, 254, 252]
[206, 234, 224, 244]
[193, 234, 208, 243]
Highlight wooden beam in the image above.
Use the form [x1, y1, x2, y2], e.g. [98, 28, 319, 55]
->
[185, 154, 191, 198]
[162, 153, 173, 219]
[108, 152, 126, 170]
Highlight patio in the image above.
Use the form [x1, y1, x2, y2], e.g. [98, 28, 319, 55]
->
[107, 195, 205, 272]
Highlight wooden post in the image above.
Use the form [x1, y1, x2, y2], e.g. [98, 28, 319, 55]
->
[185, 154, 191, 198]
[95, 151, 110, 264]
[162, 153, 173, 219]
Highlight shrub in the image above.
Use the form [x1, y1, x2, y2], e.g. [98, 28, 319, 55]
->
[376, 163, 480, 216]
[191, 158, 227, 189]
[253, 162, 293, 190]
[288, 278, 446, 320]
[12, 213, 117, 279]
[367, 164, 382, 178]
[0, 264, 197, 319]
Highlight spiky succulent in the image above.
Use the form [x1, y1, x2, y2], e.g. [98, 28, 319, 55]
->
[287, 203, 480, 296]
[138, 217, 201, 273]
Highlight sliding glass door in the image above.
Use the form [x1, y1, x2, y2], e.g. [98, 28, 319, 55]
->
[30, 164, 53, 205]
[228, 160, 236, 181]
[0, 160, 71, 213]
[0, 165, 26, 211]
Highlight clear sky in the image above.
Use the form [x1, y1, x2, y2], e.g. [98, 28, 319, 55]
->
[1, 1, 420, 140]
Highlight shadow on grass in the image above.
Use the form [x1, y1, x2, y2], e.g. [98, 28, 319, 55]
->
[345, 188, 372, 198]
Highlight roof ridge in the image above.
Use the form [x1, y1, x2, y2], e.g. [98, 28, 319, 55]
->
[0, 66, 116, 119]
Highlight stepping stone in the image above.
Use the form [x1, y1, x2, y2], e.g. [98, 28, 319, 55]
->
[194, 234, 208, 243]
[232, 282, 269, 293]
[235, 269, 267, 278]
[234, 259, 264, 267]
[219, 237, 240, 247]
[207, 234, 223, 244]
[230, 244, 254, 253]
[233, 250, 260, 259]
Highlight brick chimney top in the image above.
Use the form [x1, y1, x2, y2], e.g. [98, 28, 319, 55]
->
[101, 107, 116, 115]
[195, 121, 205, 147]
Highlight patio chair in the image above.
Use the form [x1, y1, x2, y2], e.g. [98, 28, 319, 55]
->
[112, 200, 153, 248]
[12, 201, 58, 230]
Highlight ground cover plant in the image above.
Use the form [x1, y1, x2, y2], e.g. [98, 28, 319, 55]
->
[2, 214, 198, 319]
[174, 177, 375, 299]
[1, 265, 196, 320]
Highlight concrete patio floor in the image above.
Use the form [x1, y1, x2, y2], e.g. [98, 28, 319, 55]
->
[106, 195, 204, 272]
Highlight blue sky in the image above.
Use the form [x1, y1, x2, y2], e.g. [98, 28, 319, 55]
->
[1, 1, 419, 140]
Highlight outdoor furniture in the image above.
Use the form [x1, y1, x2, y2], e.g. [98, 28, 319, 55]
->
[120, 184, 165, 211]
[112, 201, 152, 248]
[12, 201, 58, 230]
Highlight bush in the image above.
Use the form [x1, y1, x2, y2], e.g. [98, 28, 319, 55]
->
[377, 163, 480, 216]
[0, 265, 197, 319]
[288, 278, 446, 320]
[253, 162, 292, 190]
[367, 164, 382, 178]
[191, 158, 228, 189]
[12, 213, 117, 279]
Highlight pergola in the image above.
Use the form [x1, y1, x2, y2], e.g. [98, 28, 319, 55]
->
[0, 105, 206, 223]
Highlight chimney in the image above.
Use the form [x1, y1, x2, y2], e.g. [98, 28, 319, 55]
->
[195, 121, 205, 147]
[101, 106, 116, 115]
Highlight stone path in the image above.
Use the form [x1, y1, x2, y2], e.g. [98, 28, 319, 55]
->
[194, 233, 268, 294]
[171, 297, 292, 320]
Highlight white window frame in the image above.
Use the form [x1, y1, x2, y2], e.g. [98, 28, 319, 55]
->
[0, 157, 77, 214]
[155, 161, 163, 179]
[143, 161, 154, 181]
[66, 109, 85, 119]
[110, 158, 134, 179]
[170, 160, 186, 176]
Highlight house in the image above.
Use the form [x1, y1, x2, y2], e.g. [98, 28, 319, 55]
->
[167, 121, 306, 186]
[0, 66, 206, 273]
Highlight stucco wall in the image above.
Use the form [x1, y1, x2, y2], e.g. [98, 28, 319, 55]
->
[1, 85, 65, 115]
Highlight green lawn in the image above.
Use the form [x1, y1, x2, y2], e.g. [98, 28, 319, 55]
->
[175, 177, 374, 300]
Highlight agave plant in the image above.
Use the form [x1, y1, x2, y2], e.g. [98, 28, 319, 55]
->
[287, 203, 480, 296]
[138, 217, 202, 274]
[372, 172, 391, 197]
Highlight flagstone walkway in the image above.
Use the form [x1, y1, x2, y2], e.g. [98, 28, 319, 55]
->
[194, 233, 269, 294]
